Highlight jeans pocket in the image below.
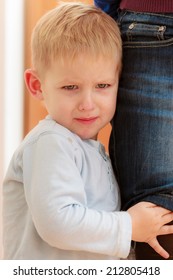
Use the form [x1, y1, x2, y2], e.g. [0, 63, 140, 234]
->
[120, 21, 173, 47]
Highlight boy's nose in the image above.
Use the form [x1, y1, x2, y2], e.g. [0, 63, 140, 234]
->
[78, 93, 95, 111]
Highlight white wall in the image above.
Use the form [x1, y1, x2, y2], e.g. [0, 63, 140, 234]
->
[0, 0, 24, 259]
[0, 0, 5, 259]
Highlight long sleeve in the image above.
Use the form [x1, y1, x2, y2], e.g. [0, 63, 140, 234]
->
[94, 0, 121, 19]
[23, 133, 131, 258]
[3, 119, 132, 259]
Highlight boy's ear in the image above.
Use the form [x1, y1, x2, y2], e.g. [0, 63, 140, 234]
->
[24, 69, 43, 100]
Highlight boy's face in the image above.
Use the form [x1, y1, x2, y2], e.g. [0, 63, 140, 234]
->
[40, 54, 119, 140]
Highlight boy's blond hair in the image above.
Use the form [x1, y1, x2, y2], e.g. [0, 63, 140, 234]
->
[31, 1, 122, 74]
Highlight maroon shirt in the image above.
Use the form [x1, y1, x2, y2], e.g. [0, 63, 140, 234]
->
[120, 0, 173, 13]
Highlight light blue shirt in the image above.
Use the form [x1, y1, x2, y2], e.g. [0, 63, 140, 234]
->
[3, 116, 131, 259]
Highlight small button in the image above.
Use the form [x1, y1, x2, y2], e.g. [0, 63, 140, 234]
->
[129, 23, 135, 30]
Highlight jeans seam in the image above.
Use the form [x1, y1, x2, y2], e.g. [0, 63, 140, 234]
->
[122, 10, 173, 19]
[123, 38, 173, 48]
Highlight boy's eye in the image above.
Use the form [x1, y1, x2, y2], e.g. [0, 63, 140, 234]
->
[96, 84, 110, 89]
[62, 85, 78, 90]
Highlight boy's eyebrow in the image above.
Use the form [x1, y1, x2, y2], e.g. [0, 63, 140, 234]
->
[94, 75, 119, 83]
[55, 79, 81, 85]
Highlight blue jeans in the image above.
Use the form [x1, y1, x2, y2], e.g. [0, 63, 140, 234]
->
[110, 11, 173, 211]
[110, 11, 173, 259]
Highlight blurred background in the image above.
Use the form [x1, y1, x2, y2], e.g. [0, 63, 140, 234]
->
[0, 0, 111, 259]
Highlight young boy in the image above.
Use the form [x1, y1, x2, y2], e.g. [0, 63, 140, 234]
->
[2, 2, 173, 260]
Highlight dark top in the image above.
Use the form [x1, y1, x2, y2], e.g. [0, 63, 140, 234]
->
[94, 0, 173, 19]
[120, 0, 173, 13]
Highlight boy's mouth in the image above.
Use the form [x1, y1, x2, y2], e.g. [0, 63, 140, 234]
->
[74, 117, 98, 124]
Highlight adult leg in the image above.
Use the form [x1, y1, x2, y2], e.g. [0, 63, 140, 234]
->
[110, 11, 173, 210]
[109, 12, 173, 259]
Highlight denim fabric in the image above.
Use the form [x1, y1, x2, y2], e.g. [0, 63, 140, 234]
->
[110, 11, 173, 210]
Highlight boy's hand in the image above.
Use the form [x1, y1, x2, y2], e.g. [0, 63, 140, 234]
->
[127, 202, 173, 258]
[147, 238, 169, 259]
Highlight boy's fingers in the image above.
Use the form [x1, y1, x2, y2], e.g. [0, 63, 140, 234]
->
[148, 238, 169, 259]
[152, 206, 173, 220]
[161, 213, 173, 225]
[144, 202, 172, 215]
[156, 207, 172, 216]
[159, 225, 173, 235]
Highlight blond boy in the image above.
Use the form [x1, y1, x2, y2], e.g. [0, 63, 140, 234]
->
[3, 2, 173, 259]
